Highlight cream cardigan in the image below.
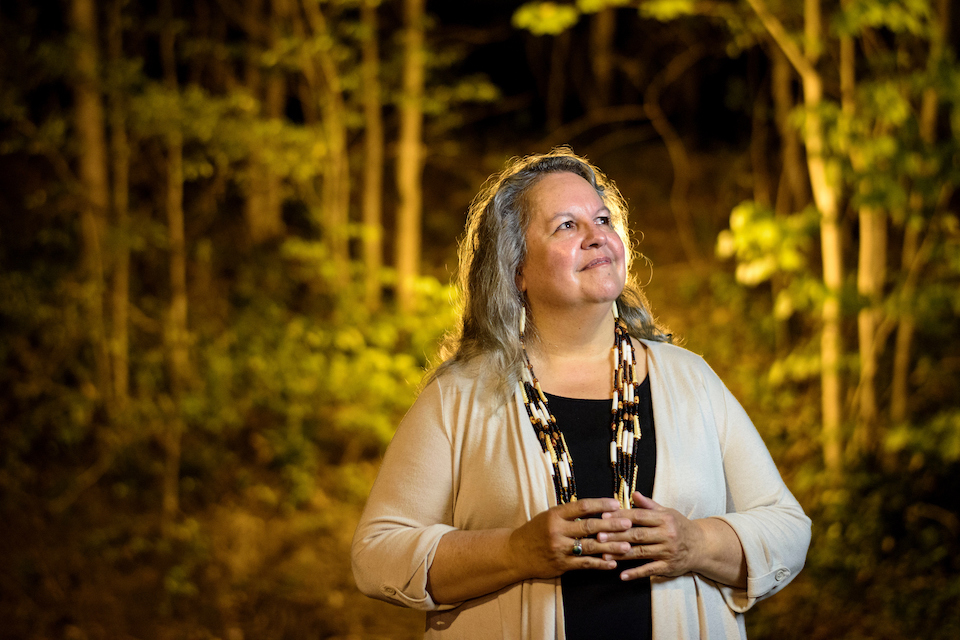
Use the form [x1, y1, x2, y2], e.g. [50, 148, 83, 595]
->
[352, 340, 811, 639]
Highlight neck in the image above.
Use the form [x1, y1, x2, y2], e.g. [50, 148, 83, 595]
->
[526, 301, 616, 363]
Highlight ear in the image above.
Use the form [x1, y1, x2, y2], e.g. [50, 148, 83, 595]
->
[515, 267, 526, 293]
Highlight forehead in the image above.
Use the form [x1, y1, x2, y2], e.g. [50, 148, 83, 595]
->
[527, 171, 603, 219]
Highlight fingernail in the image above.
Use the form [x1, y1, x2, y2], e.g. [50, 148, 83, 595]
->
[620, 573, 629, 581]
[597, 533, 607, 542]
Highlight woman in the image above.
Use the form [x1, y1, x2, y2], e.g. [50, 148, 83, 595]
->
[352, 148, 811, 639]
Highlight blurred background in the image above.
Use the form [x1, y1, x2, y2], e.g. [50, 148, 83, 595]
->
[1, 0, 958, 638]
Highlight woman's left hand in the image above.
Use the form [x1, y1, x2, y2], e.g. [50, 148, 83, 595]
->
[598, 491, 706, 581]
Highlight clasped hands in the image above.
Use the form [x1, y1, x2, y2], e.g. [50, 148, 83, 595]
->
[510, 491, 704, 582]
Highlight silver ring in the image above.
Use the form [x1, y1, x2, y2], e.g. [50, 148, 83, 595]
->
[572, 539, 583, 557]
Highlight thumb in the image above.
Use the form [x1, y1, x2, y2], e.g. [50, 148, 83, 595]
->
[632, 491, 659, 510]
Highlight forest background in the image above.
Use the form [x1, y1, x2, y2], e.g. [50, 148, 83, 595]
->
[1, 0, 958, 638]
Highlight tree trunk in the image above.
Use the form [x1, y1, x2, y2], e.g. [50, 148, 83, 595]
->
[770, 46, 808, 215]
[160, 0, 188, 531]
[841, 7, 886, 457]
[51, 0, 129, 515]
[749, 50, 772, 208]
[891, 0, 950, 424]
[546, 31, 570, 132]
[769, 44, 804, 356]
[746, 0, 844, 476]
[395, 0, 425, 313]
[805, 0, 844, 477]
[70, 0, 112, 411]
[243, 0, 286, 245]
[108, 0, 130, 411]
[361, 0, 385, 310]
[588, 7, 616, 112]
[643, 46, 705, 269]
[855, 207, 886, 455]
[300, 0, 350, 270]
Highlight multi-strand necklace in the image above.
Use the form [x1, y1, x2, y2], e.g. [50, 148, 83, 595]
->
[518, 304, 642, 510]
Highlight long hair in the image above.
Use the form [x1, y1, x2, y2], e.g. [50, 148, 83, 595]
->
[430, 147, 671, 398]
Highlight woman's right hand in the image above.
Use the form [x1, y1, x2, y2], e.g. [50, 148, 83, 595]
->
[508, 497, 633, 579]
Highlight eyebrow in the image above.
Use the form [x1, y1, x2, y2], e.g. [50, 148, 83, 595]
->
[546, 206, 611, 224]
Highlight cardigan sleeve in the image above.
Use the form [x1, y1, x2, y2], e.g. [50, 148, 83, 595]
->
[703, 362, 812, 613]
[351, 377, 461, 611]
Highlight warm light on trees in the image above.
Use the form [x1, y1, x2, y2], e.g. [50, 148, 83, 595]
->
[1, 0, 958, 637]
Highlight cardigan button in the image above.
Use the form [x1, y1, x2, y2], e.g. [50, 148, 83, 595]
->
[383, 586, 397, 596]
[775, 569, 788, 582]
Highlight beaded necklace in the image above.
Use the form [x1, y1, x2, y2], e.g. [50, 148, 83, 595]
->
[518, 304, 642, 510]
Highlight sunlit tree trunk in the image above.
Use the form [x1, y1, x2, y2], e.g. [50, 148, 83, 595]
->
[892, 0, 950, 424]
[244, 0, 286, 245]
[747, 0, 844, 476]
[70, 0, 112, 410]
[300, 0, 350, 270]
[587, 7, 615, 113]
[396, 0, 425, 313]
[160, 0, 188, 531]
[805, 0, 844, 477]
[361, 0, 384, 310]
[841, 9, 886, 457]
[854, 206, 886, 456]
[769, 44, 805, 356]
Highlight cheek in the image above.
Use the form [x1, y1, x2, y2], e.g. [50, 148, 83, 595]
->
[612, 234, 627, 265]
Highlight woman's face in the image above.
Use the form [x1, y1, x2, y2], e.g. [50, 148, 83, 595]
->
[517, 171, 626, 316]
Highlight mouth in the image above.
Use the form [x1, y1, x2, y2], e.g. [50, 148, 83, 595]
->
[581, 257, 611, 270]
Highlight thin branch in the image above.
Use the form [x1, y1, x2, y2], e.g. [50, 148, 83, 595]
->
[744, 0, 817, 79]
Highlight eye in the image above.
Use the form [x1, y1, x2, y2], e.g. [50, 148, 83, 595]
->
[555, 220, 574, 232]
[597, 216, 611, 226]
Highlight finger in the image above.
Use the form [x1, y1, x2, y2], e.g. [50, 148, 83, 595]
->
[575, 537, 631, 557]
[603, 509, 663, 528]
[632, 491, 659, 510]
[621, 542, 669, 561]
[620, 560, 671, 581]
[575, 516, 632, 538]
[559, 497, 621, 521]
[598, 526, 664, 545]
[562, 537, 626, 570]
[570, 556, 619, 571]
[601, 539, 668, 561]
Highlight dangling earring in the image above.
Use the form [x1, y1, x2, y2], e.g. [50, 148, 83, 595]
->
[519, 303, 527, 336]
[612, 299, 620, 320]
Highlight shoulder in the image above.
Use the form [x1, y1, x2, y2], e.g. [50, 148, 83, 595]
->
[638, 339, 713, 373]
[637, 339, 729, 400]
[430, 352, 511, 394]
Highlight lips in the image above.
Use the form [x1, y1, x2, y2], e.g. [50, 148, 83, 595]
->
[581, 257, 612, 270]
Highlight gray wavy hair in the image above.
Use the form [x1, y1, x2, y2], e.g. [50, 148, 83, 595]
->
[431, 147, 671, 397]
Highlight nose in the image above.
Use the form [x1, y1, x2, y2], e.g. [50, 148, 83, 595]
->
[582, 223, 607, 249]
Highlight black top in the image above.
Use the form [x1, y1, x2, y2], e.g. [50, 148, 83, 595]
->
[547, 375, 656, 640]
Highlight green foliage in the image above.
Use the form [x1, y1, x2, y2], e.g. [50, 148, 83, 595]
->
[886, 410, 960, 462]
[716, 202, 819, 286]
[638, 0, 697, 22]
[834, 0, 933, 37]
[512, 2, 581, 36]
